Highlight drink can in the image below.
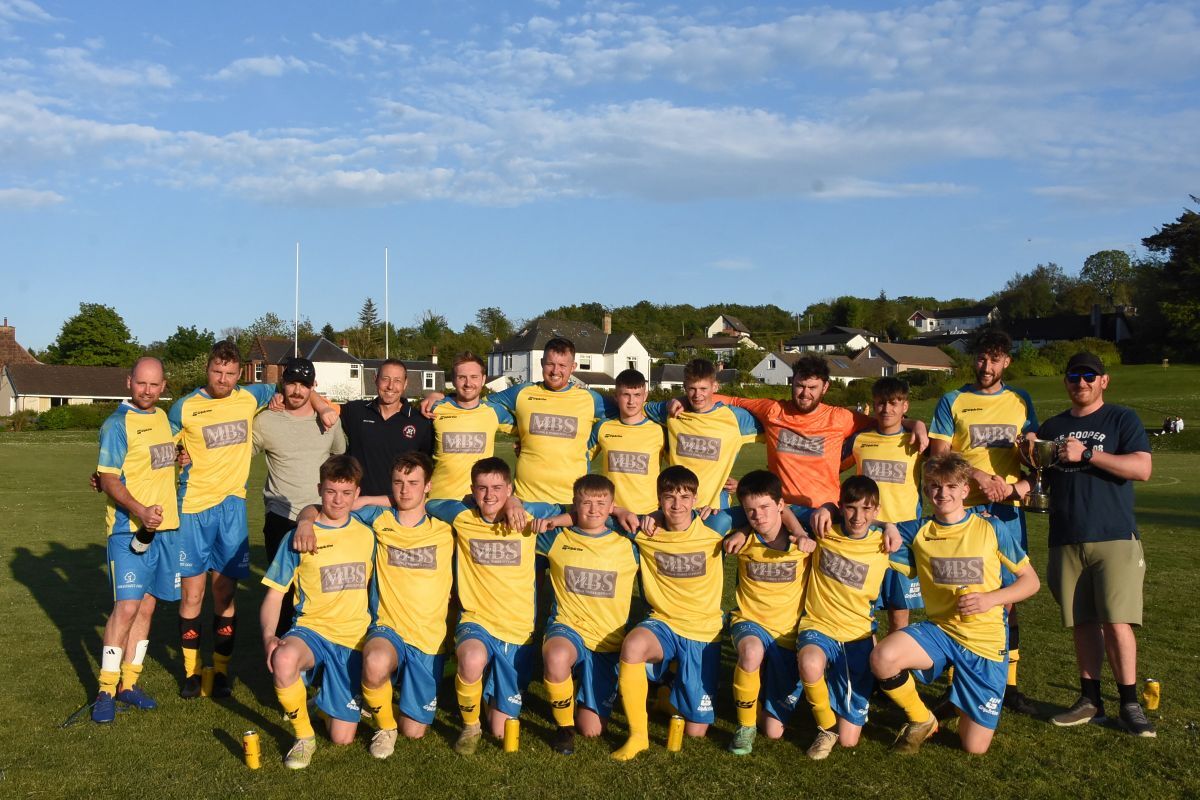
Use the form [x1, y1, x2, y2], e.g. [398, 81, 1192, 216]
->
[503, 718, 520, 752]
[242, 730, 261, 770]
[200, 666, 214, 697]
[956, 585, 974, 620]
[1142, 679, 1160, 711]
[666, 714, 685, 752]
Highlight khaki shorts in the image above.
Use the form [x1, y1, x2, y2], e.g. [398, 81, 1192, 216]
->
[1048, 539, 1145, 627]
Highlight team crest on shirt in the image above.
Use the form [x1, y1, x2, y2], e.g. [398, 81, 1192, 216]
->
[968, 424, 1018, 449]
[862, 459, 907, 484]
[443, 432, 487, 453]
[148, 443, 177, 470]
[201, 420, 248, 449]
[777, 429, 824, 457]
[564, 566, 618, 598]
[675, 433, 720, 461]
[653, 551, 706, 578]
[818, 549, 868, 590]
[529, 412, 578, 439]
[607, 450, 650, 474]
[929, 556, 984, 584]
[746, 561, 797, 583]
[387, 544, 438, 570]
[319, 562, 367, 591]
[469, 539, 522, 566]
[402, 424, 417, 439]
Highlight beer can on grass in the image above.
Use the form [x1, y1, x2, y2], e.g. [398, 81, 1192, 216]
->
[956, 585, 974, 620]
[242, 730, 261, 770]
[503, 718, 520, 752]
[200, 666, 214, 697]
[666, 715, 685, 752]
[1142, 679, 1160, 711]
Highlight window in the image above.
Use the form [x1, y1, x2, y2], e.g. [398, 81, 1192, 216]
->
[578, 356, 592, 370]
[503, 353, 513, 371]
[627, 357, 637, 371]
[424, 372, 436, 390]
[768, 358, 777, 369]
[350, 364, 360, 379]
[254, 363, 264, 382]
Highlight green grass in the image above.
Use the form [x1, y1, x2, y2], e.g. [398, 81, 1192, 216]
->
[2, 365, 1199, 799]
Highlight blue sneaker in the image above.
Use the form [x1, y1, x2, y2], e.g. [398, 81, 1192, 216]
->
[116, 684, 158, 710]
[92, 691, 116, 724]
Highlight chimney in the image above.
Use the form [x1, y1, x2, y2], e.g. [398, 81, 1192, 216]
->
[430, 346, 438, 365]
[340, 338, 350, 353]
[603, 312, 612, 335]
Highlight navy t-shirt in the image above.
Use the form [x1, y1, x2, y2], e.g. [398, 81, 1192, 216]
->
[1038, 403, 1150, 546]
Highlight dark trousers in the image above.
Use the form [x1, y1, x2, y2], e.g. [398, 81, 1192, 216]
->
[263, 510, 298, 638]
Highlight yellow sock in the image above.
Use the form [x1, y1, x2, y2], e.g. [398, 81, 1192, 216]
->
[545, 677, 576, 728]
[946, 665, 955, 684]
[276, 680, 315, 739]
[362, 683, 396, 730]
[455, 675, 482, 727]
[98, 669, 120, 697]
[613, 661, 650, 761]
[732, 666, 760, 728]
[883, 673, 931, 724]
[1007, 649, 1020, 687]
[182, 649, 201, 678]
[120, 662, 143, 691]
[213, 652, 231, 676]
[803, 678, 837, 731]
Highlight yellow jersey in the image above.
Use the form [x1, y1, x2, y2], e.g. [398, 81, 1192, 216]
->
[634, 512, 732, 643]
[848, 429, 922, 523]
[263, 516, 376, 649]
[588, 417, 667, 514]
[930, 384, 1037, 507]
[646, 402, 763, 509]
[798, 524, 891, 642]
[429, 399, 513, 500]
[537, 526, 640, 652]
[97, 403, 180, 534]
[729, 531, 811, 646]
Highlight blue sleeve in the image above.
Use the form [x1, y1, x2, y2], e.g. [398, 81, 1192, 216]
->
[1016, 388, 1038, 434]
[426, 499, 468, 524]
[97, 414, 128, 471]
[536, 526, 561, 557]
[787, 504, 815, 530]
[643, 401, 668, 424]
[167, 397, 185, 435]
[888, 519, 921, 571]
[353, 506, 385, 526]
[245, 383, 277, 408]
[482, 397, 516, 427]
[591, 389, 615, 420]
[702, 511, 733, 537]
[842, 430, 861, 462]
[486, 383, 527, 415]
[730, 405, 763, 436]
[930, 390, 958, 438]
[264, 534, 301, 588]
[990, 516, 1028, 566]
[587, 419, 604, 452]
[524, 502, 564, 520]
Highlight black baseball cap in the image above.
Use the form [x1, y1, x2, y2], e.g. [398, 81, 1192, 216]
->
[1065, 351, 1105, 375]
[281, 357, 316, 386]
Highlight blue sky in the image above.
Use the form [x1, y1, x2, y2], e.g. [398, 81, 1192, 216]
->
[2, 0, 1198, 350]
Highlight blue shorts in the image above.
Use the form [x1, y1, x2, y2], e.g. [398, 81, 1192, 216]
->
[640, 619, 720, 724]
[969, 503, 1026, 588]
[879, 569, 924, 611]
[286, 627, 364, 724]
[730, 621, 802, 723]
[544, 622, 620, 718]
[455, 622, 535, 719]
[178, 496, 250, 579]
[902, 621, 1007, 730]
[796, 629, 874, 727]
[366, 625, 446, 725]
[107, 531, 181, 602]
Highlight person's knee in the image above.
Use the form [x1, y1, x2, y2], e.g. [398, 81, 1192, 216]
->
[870, 647, 896, 677]
[736, 641, 765, 671]
[111, 600, 140, 625]
[456, 643, 488, 679]
[798, 650, 825, 682]
[362, 650, 393, 684]
[400, 719, 427, 740]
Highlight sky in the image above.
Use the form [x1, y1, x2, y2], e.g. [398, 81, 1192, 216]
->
[2, 0, 1198, 351]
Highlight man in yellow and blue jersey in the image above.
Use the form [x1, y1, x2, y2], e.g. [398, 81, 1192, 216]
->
[92, 357, 182, 723]
[929, 328, 1038, 713]
[169, 340, 275, 698]
[538, 474, 640, 756]
[427, 352, 514, 500]
[612, 465, 734, 762]
[871, 453, 1040, 755]
[647, 359, 762, 509]
[588, 369, 666, 514]
[261, 455, 376, 769]
[847, 376, 924, 632]
[721, 470, 815, 756]
[291, 451, 455, 758]
[796, 475, 894, 760]
[426, 457, 560, 755]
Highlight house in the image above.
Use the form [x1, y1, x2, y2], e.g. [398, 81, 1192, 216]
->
[488, 315, 652, 388]
[706, 314, 753, 340]
[783, 326, 877, 353]
[0, 318, 40, 373]
[749, 351, 878, 387]
[1006, 306, 1135, 347]
[908, 305, 999, 334]
[361, 356, 447, 399]
[1, 363, 136, 415]
[898, 332, 973, 354]
[652, 364, 740, 391]
[852, 342, 956, 377]
[677, 336, 763, 361]
[244, 336, 365, 401]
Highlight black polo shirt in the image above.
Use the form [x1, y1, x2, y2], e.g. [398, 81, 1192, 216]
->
[340, 398, 434, 496]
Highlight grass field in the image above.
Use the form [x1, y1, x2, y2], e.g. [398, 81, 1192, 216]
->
[2, 365, 1198, 799]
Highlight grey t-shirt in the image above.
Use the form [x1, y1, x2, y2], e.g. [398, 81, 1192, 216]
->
[252, 410, 347, 519]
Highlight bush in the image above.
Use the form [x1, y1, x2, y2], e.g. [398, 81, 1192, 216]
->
[1, 410, 38, 432]
[36, 402, 121, 430]
[1039, 338, 1123, 371]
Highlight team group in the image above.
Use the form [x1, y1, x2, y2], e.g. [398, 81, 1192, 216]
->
[91, 328, 1156, 769]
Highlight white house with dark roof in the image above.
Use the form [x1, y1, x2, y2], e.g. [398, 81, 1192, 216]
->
[245, 336, 365, 401]
[852, 342, 956, 376]
[907, 305, 999, 334]
[706, 314, 753, 339]
[488, 315, 652, 388]
[749, 351, 879, 387]
[783, 326, 877, 353]
[1, 364, 144, 414]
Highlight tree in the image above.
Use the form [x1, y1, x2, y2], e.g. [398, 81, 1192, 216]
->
[417, 310, 450, 342]
[1081, 250, 1135, 307]
[162, 325, 216, 363]
[234, 312, 313, 357]
[475, 307, 514, 342]
[320, 322, 336, 341]
[1138, 197, 1200, 360]
[349, 298, 382, 358]
[43, 302, 142, 366]
[989, 263, 1072, 319]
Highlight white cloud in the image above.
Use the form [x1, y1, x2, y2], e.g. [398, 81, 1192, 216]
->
[312, 32, 412, 60]
[0, 0, 55, 25]
[0, 186, 64, 208]
[45, 47, 174, 88]
[209, 54, 311, 81]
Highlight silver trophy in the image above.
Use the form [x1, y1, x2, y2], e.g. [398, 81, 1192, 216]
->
[1020, 438, 1058, 513]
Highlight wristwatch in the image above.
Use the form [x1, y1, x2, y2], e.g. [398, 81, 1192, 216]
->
[1081, 447, 1093, 463]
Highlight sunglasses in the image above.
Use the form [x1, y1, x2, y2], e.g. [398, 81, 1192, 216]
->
[1066, 372, 1099, 384]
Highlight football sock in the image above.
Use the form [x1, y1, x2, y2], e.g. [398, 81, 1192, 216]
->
[1007, 650, 1020, 687]
[455, 675, 483, 726]
[613, 661, 650, 761]
[732, 666, 760, 728]
[276, 679, 315, 739]
[120, 661, 143, 691]
[1007, 621, 1020, 686]
[362, 683, 397, 730]
[880, 672, 931, 724]
[545, 677, 576, 728]
[179, 617, 201, 676]
[803, 677, 837, 731]
[213, 615, 236, 674]
[98, 645, 122, 696]
[1081, 678, 1103, 706]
